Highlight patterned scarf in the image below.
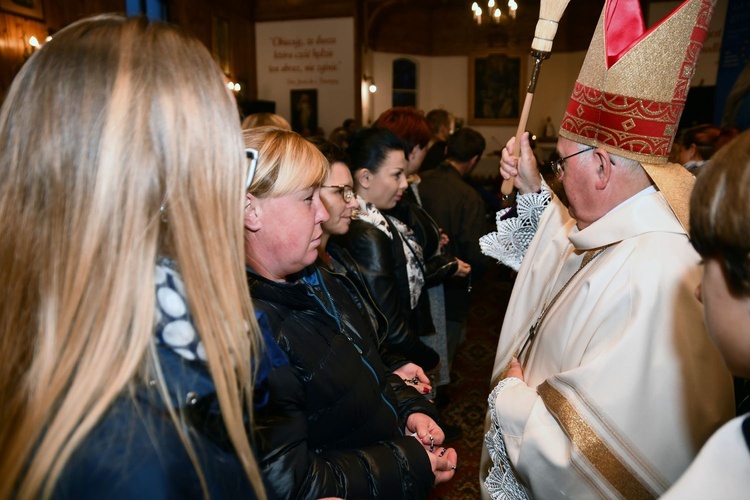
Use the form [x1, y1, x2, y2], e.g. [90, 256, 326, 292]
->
[354, 196, 424, 308]
[155, 257, 288, 409]
[154, 258, 206, 361]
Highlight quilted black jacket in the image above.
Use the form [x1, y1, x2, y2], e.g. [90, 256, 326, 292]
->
[248, 265, 438, 499]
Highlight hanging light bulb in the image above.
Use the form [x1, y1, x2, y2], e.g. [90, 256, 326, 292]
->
[28, 36, 40, 48]
[508, 0, 518, 19]
[472, 0, 517, 26]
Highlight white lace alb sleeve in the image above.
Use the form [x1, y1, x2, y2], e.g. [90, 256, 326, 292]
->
[479, 187, 552, 271]
[484, 378, 530, 500]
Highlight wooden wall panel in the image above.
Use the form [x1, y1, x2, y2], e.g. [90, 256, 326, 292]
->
[254, 0, 355, 22]
[0, 0, 633, 107]
[367, 0, 602, 56]
[1, 0, 124, 103]
[1, 0, 257, 104]
[0, 13, 45, 97]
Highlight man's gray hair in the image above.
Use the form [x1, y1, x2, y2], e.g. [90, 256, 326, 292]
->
[573, 141, 643, 175]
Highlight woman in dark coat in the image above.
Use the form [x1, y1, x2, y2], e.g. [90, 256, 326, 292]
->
[243, 127, 457, 499]
[310, 137, 433, 393]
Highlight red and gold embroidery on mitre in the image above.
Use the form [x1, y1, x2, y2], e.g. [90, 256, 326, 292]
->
[559, 0, 716, 164]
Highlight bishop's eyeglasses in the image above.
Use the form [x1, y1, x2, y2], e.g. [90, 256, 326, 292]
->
[549, 146, 594, 178]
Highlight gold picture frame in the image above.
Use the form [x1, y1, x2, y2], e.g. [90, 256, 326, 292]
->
[0, 0, 44, 20]
[212, 15, 231, 77]
[469, 51, 526, 126]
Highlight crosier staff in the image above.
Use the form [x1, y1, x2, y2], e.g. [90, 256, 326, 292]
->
[500, 0, 571, 196]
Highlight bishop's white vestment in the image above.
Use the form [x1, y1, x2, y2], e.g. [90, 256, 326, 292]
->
[480, 187, 734, 499]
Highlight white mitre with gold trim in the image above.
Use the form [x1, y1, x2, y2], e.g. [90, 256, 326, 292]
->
[559, 0, 717, 232]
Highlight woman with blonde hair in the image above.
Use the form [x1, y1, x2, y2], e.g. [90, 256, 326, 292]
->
[243, 127, 457, 498]
[0, 15, 272, 498]
[241, 112, 292, 131]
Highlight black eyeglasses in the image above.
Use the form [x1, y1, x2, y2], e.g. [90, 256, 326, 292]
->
[322, 184, 355, 202]
[549, 146, 594, 178]
[246, 148, 258, 190]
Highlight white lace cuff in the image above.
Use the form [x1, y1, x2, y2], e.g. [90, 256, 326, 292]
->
[479, 187, 552, 271]
[484, 378, 530, 499]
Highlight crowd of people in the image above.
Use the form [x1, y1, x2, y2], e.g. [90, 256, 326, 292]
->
[1, 0, 748, 498]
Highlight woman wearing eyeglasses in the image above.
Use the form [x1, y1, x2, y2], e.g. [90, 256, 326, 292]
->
[310, 137, 434, 389]
[243, 127, 457, 499]
[332, 127, 445, 376]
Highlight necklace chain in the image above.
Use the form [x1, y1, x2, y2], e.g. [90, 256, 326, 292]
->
[516, 246, 610, 365]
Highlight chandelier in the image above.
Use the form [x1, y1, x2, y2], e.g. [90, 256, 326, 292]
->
[471, 0, 518, 25]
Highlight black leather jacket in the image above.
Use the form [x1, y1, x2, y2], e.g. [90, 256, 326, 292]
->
[322, 243, 409, 370]
[248, 265, 438, 499]
[332, 217, 440, 371]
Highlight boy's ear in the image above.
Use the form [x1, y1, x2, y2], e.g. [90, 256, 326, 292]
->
[244, 193, 262, 232]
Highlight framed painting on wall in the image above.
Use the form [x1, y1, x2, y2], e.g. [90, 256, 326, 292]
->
[212, 15, 231, 77]
[0, 0, 44, 20]
[469, 51, 526, 126]
[290, 89, 318, 135]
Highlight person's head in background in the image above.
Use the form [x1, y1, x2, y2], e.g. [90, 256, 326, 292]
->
[242, 112, 292, 131]
[243, 127, 329, 282]
[307, 137, 358, 242]
[374, 107, 431, 177]
[690, 129, 750, 379]
[0, 15, 263, 498]
[347, 127, 409, 210]
[329, 126, 350, 148]
[343, 118, 358, 135]
[445, 127, 486, 176]
[716, 125, 740, 152]
[426, 109, 455, 142]
[675, 123, 721, 166]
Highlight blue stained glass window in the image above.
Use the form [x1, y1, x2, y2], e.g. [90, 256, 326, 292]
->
[126, 0, 167, 21]
[392, 58, 417, 108]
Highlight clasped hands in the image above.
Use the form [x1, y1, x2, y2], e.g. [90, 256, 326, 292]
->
[406, 413, 458, 485]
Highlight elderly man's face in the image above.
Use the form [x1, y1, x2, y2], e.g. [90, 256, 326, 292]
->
[557, 137, 599, 229]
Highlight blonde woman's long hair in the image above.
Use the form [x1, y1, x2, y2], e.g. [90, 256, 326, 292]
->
[0, 15, 264, 498]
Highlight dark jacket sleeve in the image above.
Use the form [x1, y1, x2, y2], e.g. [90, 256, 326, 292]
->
[255, 364, 435, 500]
[327, 246, 409, 370]
[335, 223, 439, 370]
[388, 200, 459, 288]
[387, 373, 440, 424]
[456, 193, 490, 279]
